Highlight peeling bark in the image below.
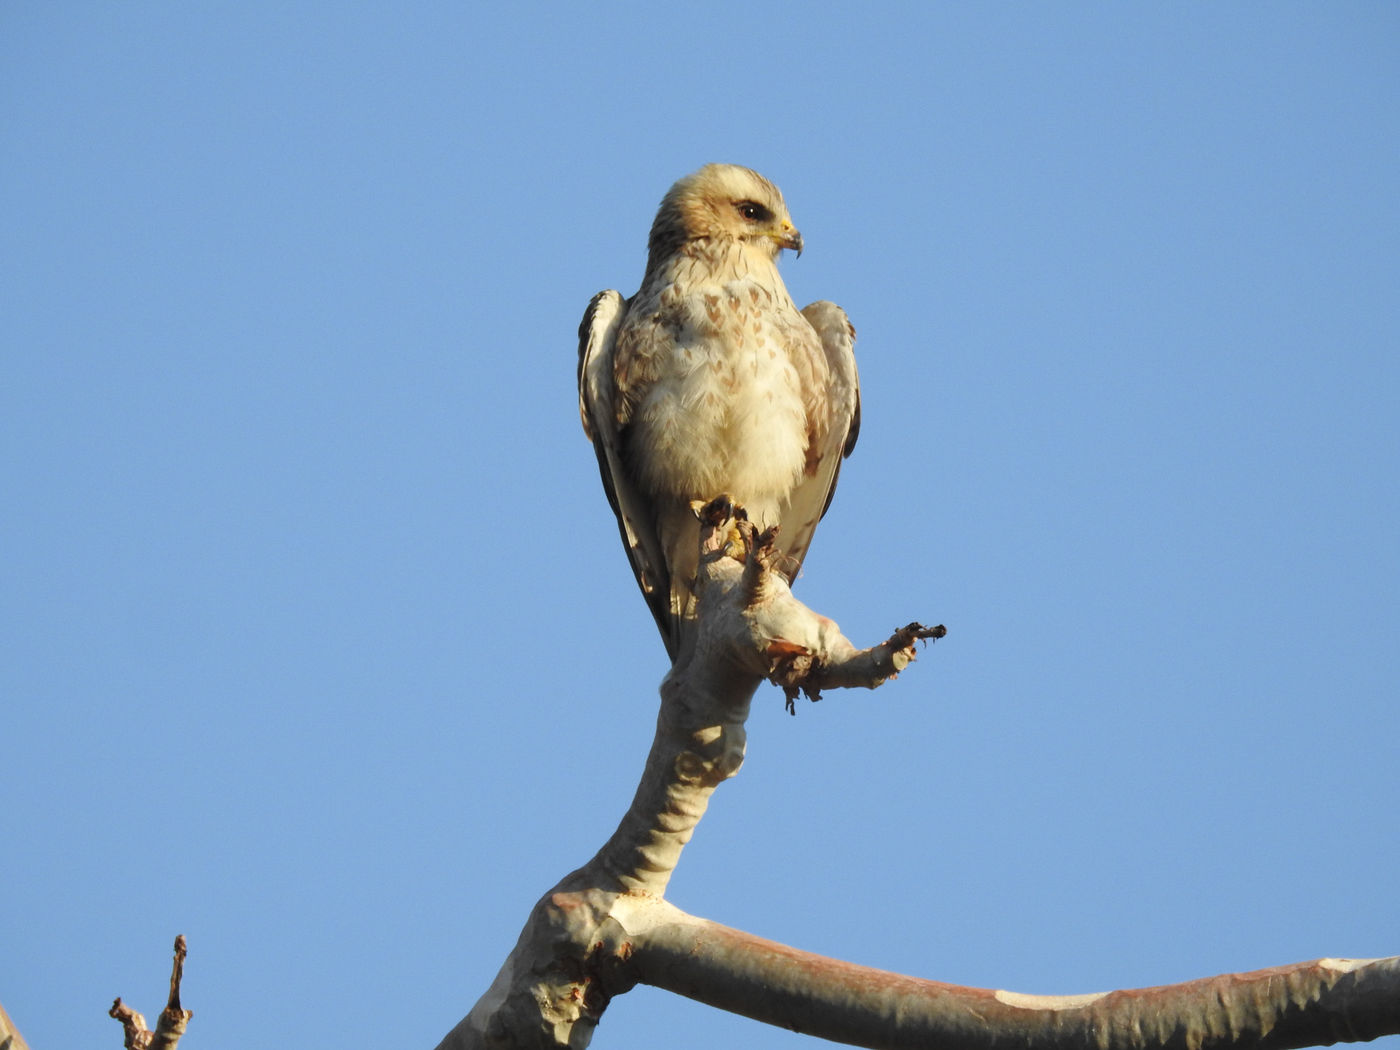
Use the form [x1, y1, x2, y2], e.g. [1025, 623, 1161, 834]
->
[436, 499, 1398, 1049]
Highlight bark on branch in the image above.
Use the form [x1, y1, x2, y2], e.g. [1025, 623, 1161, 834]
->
[436, 499, 1398, 1049]
[634, 911, 1399, 1050]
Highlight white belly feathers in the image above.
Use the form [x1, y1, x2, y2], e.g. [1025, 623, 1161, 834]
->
[629, 278, 813, 519]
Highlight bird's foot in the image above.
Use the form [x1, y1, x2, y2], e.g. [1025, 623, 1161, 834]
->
[694, 494, 766, 565]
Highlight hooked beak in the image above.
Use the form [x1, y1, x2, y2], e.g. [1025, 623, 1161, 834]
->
[775, 221, 804, 258]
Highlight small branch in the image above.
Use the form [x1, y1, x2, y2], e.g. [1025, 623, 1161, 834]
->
[110, 936, 191, 1050]
[167, 934, 186, 1015]
[688, 505, 948, 713]
[768, 620, 947, 713]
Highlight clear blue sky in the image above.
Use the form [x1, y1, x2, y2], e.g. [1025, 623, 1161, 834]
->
[4, 4, 1397, 1048]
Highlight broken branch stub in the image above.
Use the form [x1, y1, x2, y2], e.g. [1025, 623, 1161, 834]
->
[688, 497, 946, 713]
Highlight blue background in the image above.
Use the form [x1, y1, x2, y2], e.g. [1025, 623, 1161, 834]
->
[4, 4, 1396, 1047]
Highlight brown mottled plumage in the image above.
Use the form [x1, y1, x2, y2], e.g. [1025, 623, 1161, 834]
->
[579, 164, 860, 661]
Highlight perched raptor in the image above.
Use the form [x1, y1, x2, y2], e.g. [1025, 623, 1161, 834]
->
[578, 164, 860, 661]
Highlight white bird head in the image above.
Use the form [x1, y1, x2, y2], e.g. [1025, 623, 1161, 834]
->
[646, 164, 803, 273]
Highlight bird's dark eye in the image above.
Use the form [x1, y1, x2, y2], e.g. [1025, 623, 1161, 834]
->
[735, 200, 771, 222]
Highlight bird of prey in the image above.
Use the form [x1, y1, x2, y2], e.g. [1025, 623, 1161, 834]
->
[578, 164, 860, 661]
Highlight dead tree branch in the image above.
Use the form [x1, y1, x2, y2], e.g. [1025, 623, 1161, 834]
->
[109, 935, 191, 1050]
[435, 499, 1398, 1049]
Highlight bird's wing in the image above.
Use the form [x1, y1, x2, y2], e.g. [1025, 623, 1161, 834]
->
[578, 289, 677, 652]
[776, 300, 861, 578]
